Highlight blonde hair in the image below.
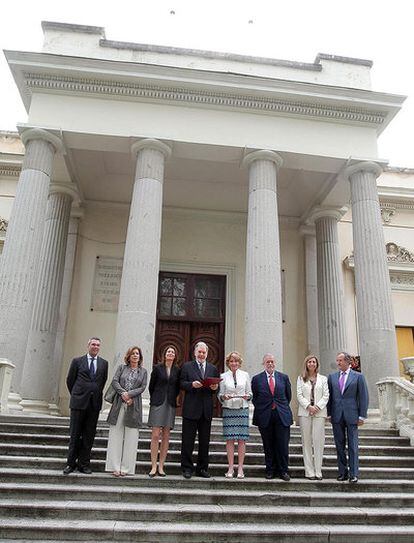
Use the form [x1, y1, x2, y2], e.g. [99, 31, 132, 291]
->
[301, 354, 319, 382]
[225, 351, 243, 369]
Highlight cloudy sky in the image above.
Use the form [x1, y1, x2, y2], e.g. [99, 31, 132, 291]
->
[1, 0, 412, 166]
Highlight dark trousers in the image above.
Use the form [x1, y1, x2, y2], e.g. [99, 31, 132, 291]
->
[181, 415, 212, 472]
[67, 397, 100, 469]
[259, 408, 290, 475]
[332, 416, 359, 477]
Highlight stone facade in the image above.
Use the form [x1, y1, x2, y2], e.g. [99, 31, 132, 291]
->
[0, 21, 412, 414]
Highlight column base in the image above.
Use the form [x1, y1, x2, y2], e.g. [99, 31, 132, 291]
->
[7, 392, 23, 412]
[20, 399, 54, 416]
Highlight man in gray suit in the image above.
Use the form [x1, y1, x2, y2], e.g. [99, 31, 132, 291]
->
[63, 337, 108, 475]
[327, 352, 369, 483]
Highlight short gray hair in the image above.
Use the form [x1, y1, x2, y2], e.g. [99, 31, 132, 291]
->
[337, 352, 352, 365]
[194, 341, 208, 353]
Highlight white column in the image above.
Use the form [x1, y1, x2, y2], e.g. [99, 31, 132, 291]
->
[242, 150, 284, 374]
[0, 128, 62, 408]
[51, 207, 83, 415]
[311, 208, 347, 372]
[20, 183, 76, 415]
[346, 161, 399, 405]
[300, 226, 319, 356]
[113, 139, 171, 371]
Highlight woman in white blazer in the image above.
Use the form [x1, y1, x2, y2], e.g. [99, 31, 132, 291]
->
[218, 351, 252, 479]
[297, 355, 329, 480]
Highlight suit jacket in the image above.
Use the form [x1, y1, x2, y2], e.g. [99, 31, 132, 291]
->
[66, 354, 109, 411]
[149, 363, 181, 408]
[180, 360, 219, 420]
[297, 374, 329, 418]
[107, 364, 147, 428]
[252, 370, 293, 428]
[327, 369, 369, 425]
[219, 369, 252, 409]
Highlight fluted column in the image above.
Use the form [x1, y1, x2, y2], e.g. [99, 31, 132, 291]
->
[113, 139, 171, 371]
[243, 150, 284, 374]
[300, 226, 319, 356]
[51, 207, 83, 415]
[311, 208, 347, 372]
[0, 128, 62, 407]
[346, 161, 399, 405]
[20, 183, 76, 414]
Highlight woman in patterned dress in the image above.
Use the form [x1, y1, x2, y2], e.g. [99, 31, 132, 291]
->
[218, 351, 252, 479]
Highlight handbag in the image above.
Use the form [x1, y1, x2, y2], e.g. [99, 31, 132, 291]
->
[104, 384, 117, 404]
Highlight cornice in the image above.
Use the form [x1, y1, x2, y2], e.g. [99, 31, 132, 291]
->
[23, 72, 387, 127]
[0, 164, 21, 177]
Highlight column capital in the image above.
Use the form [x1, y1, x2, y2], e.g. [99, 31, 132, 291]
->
[306, 206, 348, 225]
[70, 205, 85, 220]
[299, 224, 316, 237]
[344, 160, 383, 180]
[131, 138, 172, 159]
[242, 149, 283, 169]
[19, 128, 63, 154]
[49, 182, 79, 201]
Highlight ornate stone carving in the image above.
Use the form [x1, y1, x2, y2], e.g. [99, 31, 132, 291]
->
[386, 242, 414, 263]
[24, 73, 386, 126]
[381, 206, 396, 224]
[0, 217, 8, 235]
[345, 242, 414, 292]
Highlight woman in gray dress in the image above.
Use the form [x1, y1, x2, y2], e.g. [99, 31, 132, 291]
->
[147, 345, 181, 477]
[105, 346, 147, 476]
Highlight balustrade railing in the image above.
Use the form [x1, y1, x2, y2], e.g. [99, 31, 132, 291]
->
[377, 376, 414, 446]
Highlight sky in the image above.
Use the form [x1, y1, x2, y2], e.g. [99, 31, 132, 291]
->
[1, 0, 413, 167]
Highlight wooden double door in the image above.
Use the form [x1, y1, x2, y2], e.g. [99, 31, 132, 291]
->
[153, 272, 226, 416]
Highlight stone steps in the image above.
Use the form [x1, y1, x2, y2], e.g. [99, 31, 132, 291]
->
[1, 415, 413, 542]
[2, 431, 412, 451]
[1, 518, 414, 543]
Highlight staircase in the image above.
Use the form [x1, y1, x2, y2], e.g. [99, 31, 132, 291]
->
[0, 414, 414, 542]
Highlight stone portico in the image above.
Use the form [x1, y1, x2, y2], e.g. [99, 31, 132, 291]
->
[0, 21, 409, 415]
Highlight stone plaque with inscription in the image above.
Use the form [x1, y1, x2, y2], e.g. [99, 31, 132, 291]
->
[91, 256, 123, 312]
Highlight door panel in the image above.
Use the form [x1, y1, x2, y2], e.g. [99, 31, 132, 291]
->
[154, 272, 226, 417]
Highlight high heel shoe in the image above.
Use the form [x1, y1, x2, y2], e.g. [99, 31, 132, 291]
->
[225, 470, 234, 478]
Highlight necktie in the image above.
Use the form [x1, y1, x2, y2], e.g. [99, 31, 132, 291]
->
[199, 363, 204, 378]
[268, 373, 275, 395]
[89, 357, 95, 378]
[339, 371, 345, 394]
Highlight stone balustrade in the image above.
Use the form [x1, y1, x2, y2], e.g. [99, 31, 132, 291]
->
[377, 376, 414, 445]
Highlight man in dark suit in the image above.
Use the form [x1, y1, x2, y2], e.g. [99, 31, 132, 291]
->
[252, 353, 293, 481]
[180, 341, 219, 478]
[63, 337, 108, 475]
[327, 351, 369, 483]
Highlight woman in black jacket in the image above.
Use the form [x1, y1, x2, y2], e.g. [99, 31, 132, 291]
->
[147, 345, 181, 477]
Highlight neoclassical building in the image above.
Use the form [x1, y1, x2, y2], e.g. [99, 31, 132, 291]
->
[0, 21, 413, 416]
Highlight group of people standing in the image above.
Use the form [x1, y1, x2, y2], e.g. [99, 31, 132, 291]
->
[63, 337, 369, 484]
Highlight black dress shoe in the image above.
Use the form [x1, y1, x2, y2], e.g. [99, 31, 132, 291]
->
[349, 476, 358, 483]
[63, 465, 76, 475]
[183, 470, 192, 479]
[280, 473, 291, 482]
[315, 476, 323, 481]
[78, 467, 92, 474]
[158, 470, 166, 477]
[196, 469, 211, 478]
[305, 476, 317, 480]
[148, 471, 157, 478]
[337, 474, 348, 481]
[265, 472, 274, 480]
